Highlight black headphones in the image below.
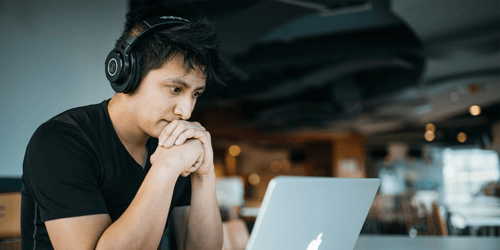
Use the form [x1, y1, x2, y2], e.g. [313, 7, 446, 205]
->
[105, 15, 190, 93]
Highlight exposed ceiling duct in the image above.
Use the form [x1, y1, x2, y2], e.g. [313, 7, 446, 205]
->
[135, 0, 499, 136]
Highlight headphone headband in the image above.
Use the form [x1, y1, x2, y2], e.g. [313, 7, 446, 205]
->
[122, 16, 190, 50]
[105, 15, 190, 93]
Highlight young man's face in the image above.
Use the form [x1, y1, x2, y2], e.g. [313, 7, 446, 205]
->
[126, 55, 206, 138]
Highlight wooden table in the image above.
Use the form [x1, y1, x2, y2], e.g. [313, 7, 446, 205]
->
[353, 236, 500, 250]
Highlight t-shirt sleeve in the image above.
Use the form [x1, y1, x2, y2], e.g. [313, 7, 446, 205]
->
[23, 120, 108, 222]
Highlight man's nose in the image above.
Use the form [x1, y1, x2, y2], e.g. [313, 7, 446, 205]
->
[173, 97, 193, 120]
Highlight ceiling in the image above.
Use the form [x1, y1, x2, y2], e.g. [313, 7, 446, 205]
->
[133, 0, 500, 147]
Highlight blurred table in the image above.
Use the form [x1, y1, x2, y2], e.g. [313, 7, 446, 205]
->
[239, 207, 260, 217]
[353, 236, 500, 250]
[447, 197, 500, 236]
[239, 200, 262, 220]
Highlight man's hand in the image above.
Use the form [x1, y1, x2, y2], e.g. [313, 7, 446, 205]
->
[157, 120, 214, 177]
[151, 139, 204, 177]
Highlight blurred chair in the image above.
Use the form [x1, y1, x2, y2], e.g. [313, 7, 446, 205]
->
[0, 239, 21, 250]
[401, 196, 436, 236]
[432, 202, 448, 236]
[222, 219, 250, 250]
[0, 192, 21, 250]
[401, 196, 413, 233]
[483, 181, 500, 198]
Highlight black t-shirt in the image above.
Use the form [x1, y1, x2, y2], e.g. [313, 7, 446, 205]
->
[20, 99, 191, 250]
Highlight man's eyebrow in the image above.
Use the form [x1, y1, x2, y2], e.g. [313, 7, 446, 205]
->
[164, 78, 205, 91]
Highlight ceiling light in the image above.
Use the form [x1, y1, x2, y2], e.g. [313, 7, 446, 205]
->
[248, 173, 260, 186]
[469, 105, 481, 116]
[270, 161, 281, 172]
[457, 132, 467, 143]
[225, 155, 236, 169]
[425, 131, 435, 142]
[229, 145, 241, 157]
[281, 160, 291, 171]
[425, 123, 436, 132]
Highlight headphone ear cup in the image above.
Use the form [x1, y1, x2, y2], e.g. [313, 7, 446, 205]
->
[124, 50, 141, 94]
[106, 50, 131, 93]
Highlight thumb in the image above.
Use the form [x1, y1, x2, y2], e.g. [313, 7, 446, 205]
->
[150, 149, 158, 164]
[193, 151, 204, 169]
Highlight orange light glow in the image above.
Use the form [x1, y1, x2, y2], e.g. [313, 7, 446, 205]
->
[248, 173, 260, 186]
[214, 164, 224, 177]
[425, 131, 435, 142]
[229, 145, 241, 157]
[225, 155, 236, 169]
[457, 132, 467, 143]
[469, 105, 481, 116]
[425, 123, 436, 132]
[281, 160, 291, 171]
[270, 161, 281, 172]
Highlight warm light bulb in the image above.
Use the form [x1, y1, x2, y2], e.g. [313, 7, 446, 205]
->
[229, 145, 241, 157]
[281, 160, 291, 171]
[425, 131, 435, 142]
[214, 165, 223, 177]
[270, 161, 281, 172]
[469, 105, 481, 116]
[248, 173, 261, 186]
[457, 132, 467, 143]
[425, 123, 436, 132]
[225, 155, 236, 169]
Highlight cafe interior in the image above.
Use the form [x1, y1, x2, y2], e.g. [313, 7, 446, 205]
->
[1, 0, 499, 249]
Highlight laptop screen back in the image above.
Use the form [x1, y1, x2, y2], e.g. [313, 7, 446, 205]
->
[246, 176, 380, 250]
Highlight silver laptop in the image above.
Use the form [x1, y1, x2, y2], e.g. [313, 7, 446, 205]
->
[246, 176, 380, 250]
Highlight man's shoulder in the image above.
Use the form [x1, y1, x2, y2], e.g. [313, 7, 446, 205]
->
[47, 100, 108, 127]
[31, 100, 110, 145]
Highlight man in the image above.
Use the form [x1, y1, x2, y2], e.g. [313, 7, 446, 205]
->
[21, 5, 227, 250]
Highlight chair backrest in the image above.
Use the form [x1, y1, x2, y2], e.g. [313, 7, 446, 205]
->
[432, 202, 448, 236]
[0, 239, 21, 250]
[222, 219, 250, 250]
[0, 192, 21, 239]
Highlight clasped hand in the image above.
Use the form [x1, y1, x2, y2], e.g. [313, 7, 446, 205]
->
[150, 120, 214, 177]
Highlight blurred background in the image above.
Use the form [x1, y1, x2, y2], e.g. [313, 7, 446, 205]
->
[1, 0, 499, 249]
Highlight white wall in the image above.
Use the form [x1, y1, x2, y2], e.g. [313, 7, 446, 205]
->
[0, 1, 127, 177]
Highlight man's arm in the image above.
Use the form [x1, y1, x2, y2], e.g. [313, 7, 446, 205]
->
[46, 163, 179, 250]
[170, 173, 223, 250]
[45, 139, 204, 250]
[184, 172, 223, 250]
[159, 120, 223, 250]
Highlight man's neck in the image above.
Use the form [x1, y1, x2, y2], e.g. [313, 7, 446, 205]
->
[107, 94, 150, 149]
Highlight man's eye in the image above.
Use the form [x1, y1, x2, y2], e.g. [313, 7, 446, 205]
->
[170, 87, 181, 93]
[193, 92, 203, 98]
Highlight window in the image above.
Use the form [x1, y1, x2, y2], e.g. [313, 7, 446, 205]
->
[443, 148, 500, 204]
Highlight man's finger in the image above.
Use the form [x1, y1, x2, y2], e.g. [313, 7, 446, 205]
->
[150, 150, 158, 164]
[158, 120, 180, 146]
[158, 120, 205, 146]
[163, 123, 189, 148]
[180, 162, 200, 177]
[163, 124, 203, 148]
[175, 129, 210, 146]
[173, 129, 196, 146]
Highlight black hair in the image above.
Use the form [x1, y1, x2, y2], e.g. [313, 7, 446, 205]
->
[115, 5, 228, 91]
